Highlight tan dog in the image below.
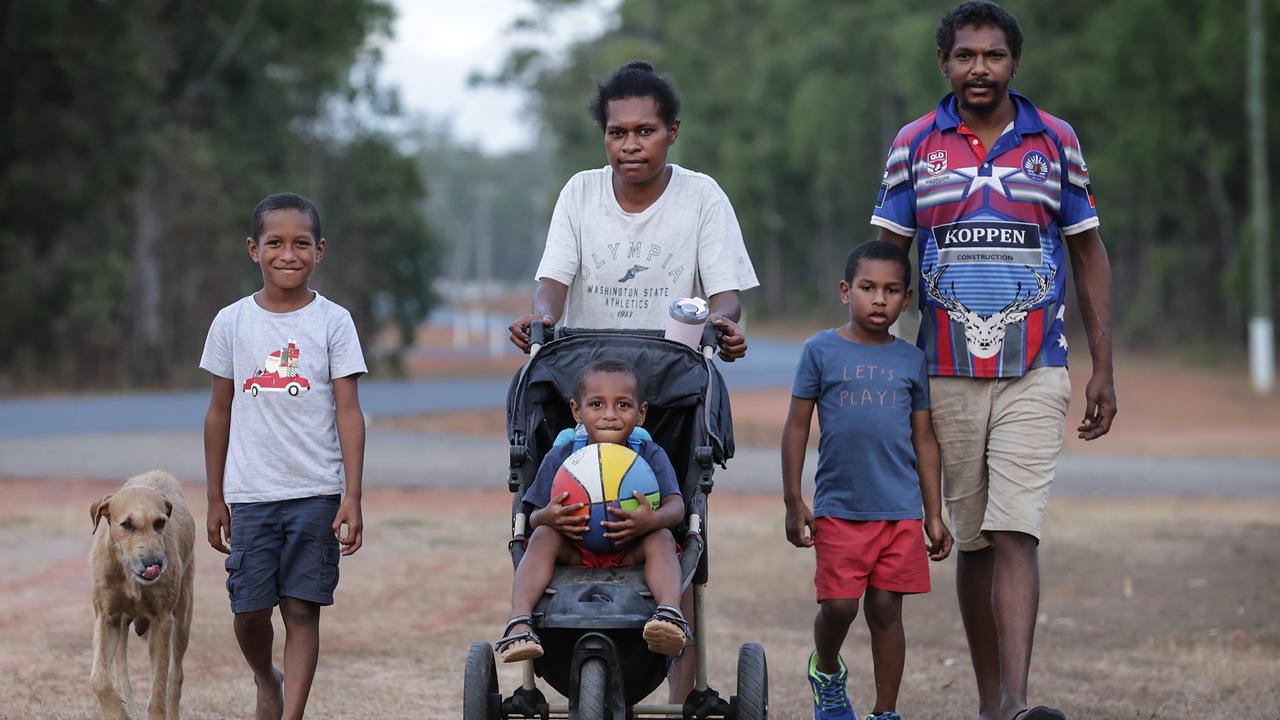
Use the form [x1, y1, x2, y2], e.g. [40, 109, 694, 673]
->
[89, 470, 194, 720]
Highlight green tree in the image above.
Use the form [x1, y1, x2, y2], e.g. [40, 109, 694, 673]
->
[0, 0, 440, 388]
[491, 0, 1280, 349]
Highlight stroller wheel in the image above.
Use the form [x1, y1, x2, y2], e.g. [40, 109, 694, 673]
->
[463, 641, 500, 720]
[734, 642, 768, 720]
[572, 657, 607, 720]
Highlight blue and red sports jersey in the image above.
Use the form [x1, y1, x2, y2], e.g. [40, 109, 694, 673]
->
[871, 91, 1099, 378]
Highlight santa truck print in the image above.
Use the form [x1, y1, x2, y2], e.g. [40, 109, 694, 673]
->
[243, 339, 311, 397]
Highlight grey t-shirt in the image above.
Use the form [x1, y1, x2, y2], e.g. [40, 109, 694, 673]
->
[792, 330, 930, 521]
[199, 292, 367, 503]
[535, 164, 759, 329]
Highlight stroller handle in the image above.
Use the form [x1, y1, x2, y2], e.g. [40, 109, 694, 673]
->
[699, 321, 722, 358]
[529, 320, 549, 356]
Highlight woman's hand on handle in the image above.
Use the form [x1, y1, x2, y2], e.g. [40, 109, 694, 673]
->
[709, 314, 747, 361]
[508, 313, 555, 353]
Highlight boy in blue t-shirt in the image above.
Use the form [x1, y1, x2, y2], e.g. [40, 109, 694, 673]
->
[782, 240, 954, 720]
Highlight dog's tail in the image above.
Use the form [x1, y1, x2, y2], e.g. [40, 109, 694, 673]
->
[132, 617, 150, 637]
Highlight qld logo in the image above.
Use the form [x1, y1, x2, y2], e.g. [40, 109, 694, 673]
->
[1021, 150, 1051, 184]
[926, 150, 948, 176]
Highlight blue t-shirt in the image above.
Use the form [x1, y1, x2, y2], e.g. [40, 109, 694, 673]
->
[524, 439, 682, 508]
[792, 330, 930, 521]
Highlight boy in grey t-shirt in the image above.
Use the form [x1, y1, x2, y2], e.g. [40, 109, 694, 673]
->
[201, 192, 367, 719]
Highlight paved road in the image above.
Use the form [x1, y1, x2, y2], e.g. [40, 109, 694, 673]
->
[0, 339, 802, 438]
[4, 334, 1276, 498]
[2, 427, 1277, 500]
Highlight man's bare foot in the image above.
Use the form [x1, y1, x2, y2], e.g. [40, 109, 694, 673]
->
[254, 666, 284, 720]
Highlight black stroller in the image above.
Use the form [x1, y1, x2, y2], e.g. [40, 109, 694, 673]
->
[463, 324, 769, 719]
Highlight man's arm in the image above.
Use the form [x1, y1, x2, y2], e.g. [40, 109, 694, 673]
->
[509, 278, 569, 352]
[333, 375, 366, 554]
[878, 227, 913, 253]
[1065, 227, 1117, 440]
[203, 376, 234, 554]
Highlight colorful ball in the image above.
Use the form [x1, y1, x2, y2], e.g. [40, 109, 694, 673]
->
[550, 442, 661, 554]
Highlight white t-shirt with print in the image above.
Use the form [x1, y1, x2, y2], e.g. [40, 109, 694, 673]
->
[535, 164, 759, 329]
[199, 292, 367, 503]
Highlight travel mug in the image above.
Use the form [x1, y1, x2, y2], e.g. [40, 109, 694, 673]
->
[665, 297, 709, 348]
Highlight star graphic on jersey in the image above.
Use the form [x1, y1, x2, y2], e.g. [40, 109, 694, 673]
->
[1056, 304, 1066, 321]
[1057, 334, 1069, 350]
[952, 165, 1019, 198]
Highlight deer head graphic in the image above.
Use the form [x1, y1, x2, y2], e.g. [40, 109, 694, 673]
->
[922, 264, 1056, 359]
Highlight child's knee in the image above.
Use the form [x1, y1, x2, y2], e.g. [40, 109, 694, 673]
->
[278, 597, 320, 624]
[528, 524, 562, 547]
[234, 607, 273, 628]
[643, 528, 676, 552]
[820, 598, 859, 624]
[863, 590, 902, 630]
[520, 525, 573, 568]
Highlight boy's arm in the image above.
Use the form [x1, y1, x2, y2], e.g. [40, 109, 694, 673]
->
[911, 409, 953, 561]
[1066, 227, 1117, 440]
[600, 492, 682, 545]
[524, 447, 588, 539]
[781, 396, 817, 548]
[333, 375, 366, 556]
[601, 444, 684, 543]
[204, 376, 234, 554]
[529, 495, 589, 540]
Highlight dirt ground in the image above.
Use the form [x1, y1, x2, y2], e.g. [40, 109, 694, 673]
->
[383, 352, 1280, 460]
[1, 477, 1276, 719]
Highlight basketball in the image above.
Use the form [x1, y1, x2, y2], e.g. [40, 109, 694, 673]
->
[550, 442, 662, 554]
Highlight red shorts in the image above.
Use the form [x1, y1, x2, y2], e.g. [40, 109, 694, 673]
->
[520, 538, 681, 569]
[577, 546, 629, 569]
[814, 517, 930, 601]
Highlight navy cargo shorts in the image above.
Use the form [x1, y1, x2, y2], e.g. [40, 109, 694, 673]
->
[225, 495, 342, 613]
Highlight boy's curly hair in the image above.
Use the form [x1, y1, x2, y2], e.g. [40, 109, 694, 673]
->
[573, 358, 646, 403]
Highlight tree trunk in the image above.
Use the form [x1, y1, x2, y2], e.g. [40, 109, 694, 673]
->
[128, 158, 168, 382]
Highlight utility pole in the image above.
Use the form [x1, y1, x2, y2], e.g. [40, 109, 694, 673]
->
[1248, 0, 1274, 393]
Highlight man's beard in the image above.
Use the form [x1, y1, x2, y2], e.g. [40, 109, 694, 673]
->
[957, 82, 1005, 114]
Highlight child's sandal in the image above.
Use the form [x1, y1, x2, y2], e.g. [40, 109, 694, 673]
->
[495, 615, 544, 663]
[642, 604, 691, 656]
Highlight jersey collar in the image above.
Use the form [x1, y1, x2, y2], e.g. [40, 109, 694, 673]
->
[934, 89, 1046, 138]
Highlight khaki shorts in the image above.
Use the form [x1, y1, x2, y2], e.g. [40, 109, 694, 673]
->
[929, 366, 1071, 552]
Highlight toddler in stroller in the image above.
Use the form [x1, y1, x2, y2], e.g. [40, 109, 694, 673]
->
[496, 357, 692, 662]
[463, 326, 768, 720]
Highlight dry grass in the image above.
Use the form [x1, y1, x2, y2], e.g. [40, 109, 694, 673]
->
[1, 478, 1277, 718]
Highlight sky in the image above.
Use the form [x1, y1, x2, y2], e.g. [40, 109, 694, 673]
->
[378, 0, 612, 155]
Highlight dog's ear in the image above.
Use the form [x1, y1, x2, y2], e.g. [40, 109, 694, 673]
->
[90, 494, 113, 534]
[164, 500, 173, 518]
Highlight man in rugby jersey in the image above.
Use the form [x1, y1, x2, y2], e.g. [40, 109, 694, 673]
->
[871, 3, 1117, 719]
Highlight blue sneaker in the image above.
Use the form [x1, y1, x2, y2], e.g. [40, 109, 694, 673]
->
[807, 650, 856, 720]
[865, 713, 902, 720]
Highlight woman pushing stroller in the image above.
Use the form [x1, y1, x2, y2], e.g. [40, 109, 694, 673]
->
[505, 60, 759, 703]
